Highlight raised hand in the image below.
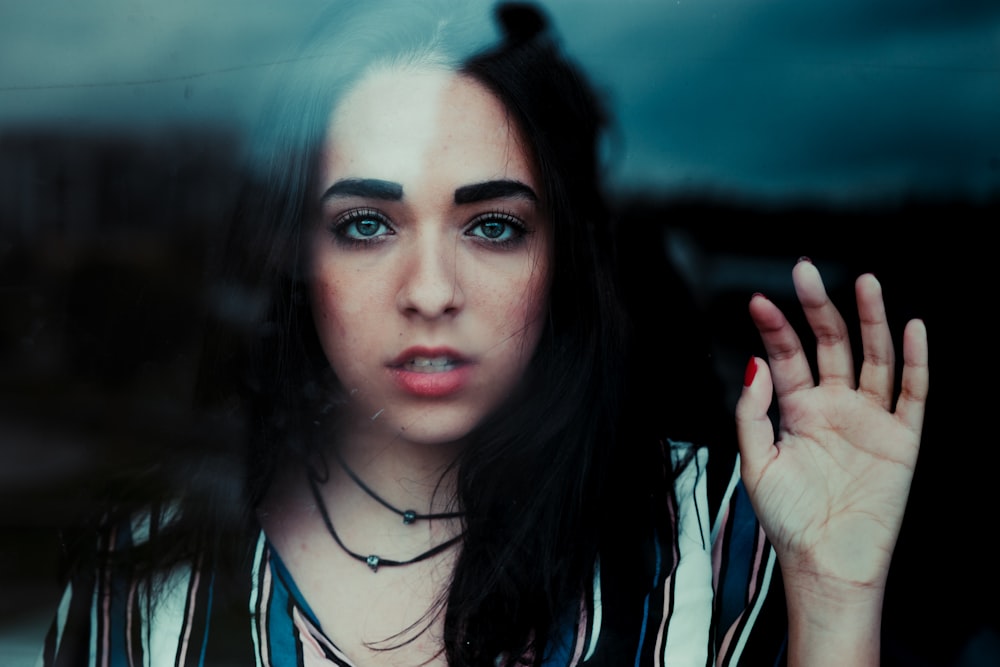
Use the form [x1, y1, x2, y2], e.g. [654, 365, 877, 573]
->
[734, 258, 928, 664]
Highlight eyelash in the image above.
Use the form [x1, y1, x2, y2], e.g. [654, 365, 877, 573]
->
[464, 211, 530, 249]
[327, 208, 530, 249]
[329, 208, 395, 248]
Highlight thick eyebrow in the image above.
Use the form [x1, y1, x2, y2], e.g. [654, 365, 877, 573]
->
[454, 179, 538, 205]
[320, 178, 403, 202]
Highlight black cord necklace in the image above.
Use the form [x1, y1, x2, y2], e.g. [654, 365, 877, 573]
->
[332, 449, 464, 524]
[307, 473, 463, 573]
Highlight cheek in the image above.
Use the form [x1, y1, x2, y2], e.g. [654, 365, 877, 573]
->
[518, 246, 552, 325]
[309, 275, 346, 338]
[525, 267, 551, 320]
[491, 265, 550, 348]
[311, 262, 389, 323]
[522, 279, 550, 356]
[515, 275, 548, 335]
[309, 272, 378, 364]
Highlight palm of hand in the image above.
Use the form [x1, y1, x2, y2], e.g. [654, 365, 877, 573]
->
[736, 261, 928, 594]
[744, 383, 920, 587]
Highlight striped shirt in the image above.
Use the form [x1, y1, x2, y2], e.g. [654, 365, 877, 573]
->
[39, 444, 788, 666]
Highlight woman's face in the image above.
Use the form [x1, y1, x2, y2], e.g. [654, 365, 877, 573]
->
[308, 66, 551, 448]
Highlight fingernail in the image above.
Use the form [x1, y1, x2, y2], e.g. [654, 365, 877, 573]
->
[751, 291, 767, 301]
[743, 357, 758, 387]
[797, 256, 812, 264]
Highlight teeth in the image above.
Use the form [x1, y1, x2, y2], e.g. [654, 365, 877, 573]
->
[405, 356, 456, 372]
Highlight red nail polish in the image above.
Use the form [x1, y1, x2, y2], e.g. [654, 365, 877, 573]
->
[743, 357, 758, 387]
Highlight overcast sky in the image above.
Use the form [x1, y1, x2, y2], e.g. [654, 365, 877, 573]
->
[2, 0, 998, 203]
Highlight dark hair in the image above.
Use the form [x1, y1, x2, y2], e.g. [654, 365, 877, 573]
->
[186, 2, 659, 664]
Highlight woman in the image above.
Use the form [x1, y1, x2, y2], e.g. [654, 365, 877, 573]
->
[40, 2, 928, 666]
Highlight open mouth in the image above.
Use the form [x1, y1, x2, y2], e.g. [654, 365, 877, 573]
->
[389, 350, 473, 397]
[403, 356, 459, 373]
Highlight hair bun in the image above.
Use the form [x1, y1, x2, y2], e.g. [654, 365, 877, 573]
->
[496, 2, 549, 43]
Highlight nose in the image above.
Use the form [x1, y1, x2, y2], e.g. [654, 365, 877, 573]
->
[395, 232, 464, 319]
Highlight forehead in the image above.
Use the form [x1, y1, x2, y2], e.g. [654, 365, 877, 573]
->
[319, 67, 538, 193]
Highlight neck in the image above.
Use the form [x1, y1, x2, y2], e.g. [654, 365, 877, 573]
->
[259, 411, 466, 568]
[327, 414, 464, 519]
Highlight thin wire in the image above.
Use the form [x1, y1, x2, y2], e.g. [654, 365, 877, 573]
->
[307, 473, 463, 573]
[332, 448, 464, 523]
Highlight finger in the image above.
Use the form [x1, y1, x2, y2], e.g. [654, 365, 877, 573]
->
[792, 259, 855, 388]
[735, 356, 777, 486]
[895, 319, 929, 434]
[749, 292, 814, 398]
[855, 274, 895, 409]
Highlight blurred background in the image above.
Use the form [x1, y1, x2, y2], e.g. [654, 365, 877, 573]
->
[2, 0, 998, 664]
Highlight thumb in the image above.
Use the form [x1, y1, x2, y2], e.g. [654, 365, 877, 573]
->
[735, 356, 776, 484]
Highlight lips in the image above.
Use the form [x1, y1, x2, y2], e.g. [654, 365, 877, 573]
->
[388, 347, 472, 397]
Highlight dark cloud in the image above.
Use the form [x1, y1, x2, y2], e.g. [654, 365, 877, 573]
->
[2, 0, 997, 200]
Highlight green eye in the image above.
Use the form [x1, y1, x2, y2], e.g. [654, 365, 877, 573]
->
[334, 208, 394, 244]
[467, 213, 526, 246]
[353, 218, 383, 237]
[479, 221, 506, 239]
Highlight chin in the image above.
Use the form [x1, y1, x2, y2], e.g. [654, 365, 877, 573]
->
[392, 423, 476, 448]
[381, 409, 482, 449]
